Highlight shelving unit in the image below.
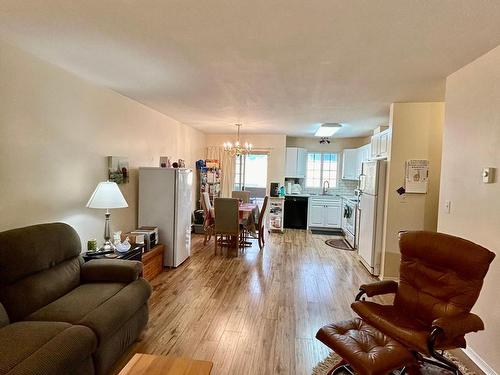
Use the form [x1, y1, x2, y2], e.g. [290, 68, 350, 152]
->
[198, 162, 221, 208]
[268, 197, 284, 233]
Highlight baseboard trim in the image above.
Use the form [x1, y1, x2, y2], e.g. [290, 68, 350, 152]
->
[462, 347, 497, 375]
[379, 276, 399, 282]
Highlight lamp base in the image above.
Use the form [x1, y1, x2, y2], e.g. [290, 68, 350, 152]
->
[102, 210, 116, 251]
[102, 240, 116, 251]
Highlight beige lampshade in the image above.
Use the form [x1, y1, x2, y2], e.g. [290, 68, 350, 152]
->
[86, 181, 128, 209]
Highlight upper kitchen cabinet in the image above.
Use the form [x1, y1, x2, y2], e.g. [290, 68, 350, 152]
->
[342, 148, 359, 180]
[285, 147, 307, 178]
[343, 144, 371, 180]
[370, 128, 391, 159]
[356, 144, 371, 177]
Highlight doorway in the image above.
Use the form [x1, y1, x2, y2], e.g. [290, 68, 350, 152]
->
[234, 153, 268, 198]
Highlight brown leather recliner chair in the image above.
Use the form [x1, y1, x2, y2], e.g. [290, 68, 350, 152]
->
[352, 231, 495, 374]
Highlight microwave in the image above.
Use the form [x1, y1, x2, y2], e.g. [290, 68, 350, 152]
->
[131, 226, 158, 250]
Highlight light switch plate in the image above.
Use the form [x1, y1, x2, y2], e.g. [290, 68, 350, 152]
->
[444, 201, 451, 213]
[482, 167, 495, 183]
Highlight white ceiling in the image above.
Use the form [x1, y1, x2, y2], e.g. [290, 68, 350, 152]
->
[1, 1, 500, 137]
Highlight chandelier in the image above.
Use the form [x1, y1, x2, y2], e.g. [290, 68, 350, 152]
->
[223, 124, 253, 156]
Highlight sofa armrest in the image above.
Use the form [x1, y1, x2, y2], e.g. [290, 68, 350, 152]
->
[0, 303, 9, 328]
[356, 280, 398, 300]
[81, 259, 142, 284]
[432, 313, 484, 339]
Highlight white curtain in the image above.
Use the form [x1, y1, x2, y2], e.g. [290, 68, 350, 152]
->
[206, 146, 235, 198]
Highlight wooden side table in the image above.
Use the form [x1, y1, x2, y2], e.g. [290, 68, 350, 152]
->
[118, 353, 212, 375]
[142, 244, 164, 282]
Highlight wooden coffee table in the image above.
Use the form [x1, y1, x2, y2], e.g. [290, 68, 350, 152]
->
[118, 353, 213, 375]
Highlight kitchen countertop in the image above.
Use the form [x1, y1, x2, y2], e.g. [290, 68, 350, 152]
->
[340, 195, 359, 203]
[285, 193, 342, 198]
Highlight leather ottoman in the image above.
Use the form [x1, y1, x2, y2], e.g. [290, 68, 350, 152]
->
[316, 318, 415, 375]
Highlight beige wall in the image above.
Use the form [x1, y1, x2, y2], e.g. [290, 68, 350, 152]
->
[0, 40, 206, 247]
[381, 102, 444, 278]
[205, 133, 286, 192]
[438, 45, 500, 373]
[286, 136, 370, 152]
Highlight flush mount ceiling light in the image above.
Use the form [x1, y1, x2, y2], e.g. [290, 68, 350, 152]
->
[314, 123, 342, 137]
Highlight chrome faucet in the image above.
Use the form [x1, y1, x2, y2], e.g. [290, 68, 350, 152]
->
[322, 180, 330, 195]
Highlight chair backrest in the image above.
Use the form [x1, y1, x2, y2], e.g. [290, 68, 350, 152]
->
[395, 231, 495, 324]
[258, 196, 269, 231]
[0, 223, 83, 321]
[201, 192, 211, 214]
[214, 198, 240, 234]
[232, 190, 250, 203]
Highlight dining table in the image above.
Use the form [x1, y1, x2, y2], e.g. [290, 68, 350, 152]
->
[238, 202, 259, 242]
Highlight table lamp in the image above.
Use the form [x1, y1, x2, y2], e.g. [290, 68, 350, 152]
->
[86, 181, 128, 250]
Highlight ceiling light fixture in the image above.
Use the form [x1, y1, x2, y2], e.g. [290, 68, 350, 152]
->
[223, 124, 253, 156]
[314, 123, 342, 137]
[319, 137, 331, 144]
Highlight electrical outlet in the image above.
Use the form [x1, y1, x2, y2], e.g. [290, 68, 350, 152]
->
[444, 201, 451, 214]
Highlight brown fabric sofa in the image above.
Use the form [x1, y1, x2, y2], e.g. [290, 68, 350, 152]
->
[0, 223, 152, 375]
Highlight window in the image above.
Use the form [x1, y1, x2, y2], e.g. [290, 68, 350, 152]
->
[306, 152, 338, 188]
[234, 153, 268, 190]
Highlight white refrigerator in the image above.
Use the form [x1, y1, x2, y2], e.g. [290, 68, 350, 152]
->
[138, 167, 193, 267]
[357, 160, 387, 276]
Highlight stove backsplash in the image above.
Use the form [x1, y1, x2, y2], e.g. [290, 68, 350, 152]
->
[319, 179, 359, 196]
[285, 178, 359, 196]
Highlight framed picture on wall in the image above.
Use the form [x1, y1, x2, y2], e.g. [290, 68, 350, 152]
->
[108, 156, 129, 184]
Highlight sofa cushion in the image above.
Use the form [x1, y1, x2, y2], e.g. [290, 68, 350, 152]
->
[0, 258, 82, 322]
[0, 223, 81, 284]
[0, 321, 96, 375]
[0, 223, 83, 321]
[26, 279, 152, 343]
[25, 282, 125, 322]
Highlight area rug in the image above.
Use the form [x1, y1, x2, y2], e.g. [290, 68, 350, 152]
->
[312, 351, 475, 375]
[325, 239, 354, 251]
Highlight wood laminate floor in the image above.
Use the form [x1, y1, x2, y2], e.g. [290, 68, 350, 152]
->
[114, 229, 387, 375]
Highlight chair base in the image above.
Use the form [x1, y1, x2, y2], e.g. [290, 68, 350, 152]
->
[329, 359, 460, 375]
[416, 352, 461, 375]
[327, 360, 355, 375]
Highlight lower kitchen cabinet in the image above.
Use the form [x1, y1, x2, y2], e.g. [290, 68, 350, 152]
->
[325, 204, 342, 227]
[308, 197, 342, 228]
[309, 204, 325, 226]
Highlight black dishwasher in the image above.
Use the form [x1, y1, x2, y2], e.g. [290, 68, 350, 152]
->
[284, 196, 308, 229]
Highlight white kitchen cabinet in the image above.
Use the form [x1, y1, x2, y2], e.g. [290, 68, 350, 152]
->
[379, 130, 389, 156]
[325, 203, 342, 227]
[356, 144, 371, 178]
[308, 197, 342, 228]
[285, 147, 307, 178]
[342, 149, 359, 180]
[370, 129, 391, 159]
[344, 144, 371, 181]
[309, 204, 325, 226]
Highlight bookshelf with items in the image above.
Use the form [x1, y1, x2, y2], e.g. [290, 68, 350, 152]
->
[268, 197, 284, 233]
[197, 159, 221, 208]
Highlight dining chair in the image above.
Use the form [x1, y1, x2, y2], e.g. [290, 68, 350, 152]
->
[201, 192, 215, 245]
[214, 198, 240, 255]
[231, 190, 250, 203]
[257, 196, 269, 249]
